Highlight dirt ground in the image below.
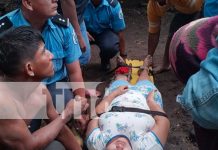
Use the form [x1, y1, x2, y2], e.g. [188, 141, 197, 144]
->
[83, 0, 198, 149]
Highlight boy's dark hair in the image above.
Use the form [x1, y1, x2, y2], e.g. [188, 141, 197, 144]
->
[0, 26, 44, 77]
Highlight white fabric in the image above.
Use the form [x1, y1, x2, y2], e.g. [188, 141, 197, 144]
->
[87, 90, 163, 150]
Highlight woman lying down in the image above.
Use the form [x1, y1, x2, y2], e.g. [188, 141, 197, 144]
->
[85, 55, 170, 150]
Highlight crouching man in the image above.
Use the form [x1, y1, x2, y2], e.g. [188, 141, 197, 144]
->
[0, 26, 88, 150]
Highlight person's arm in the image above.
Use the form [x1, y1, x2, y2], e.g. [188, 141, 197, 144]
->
[110, 2, 126, 58]
[175, 0, 202, 11]
[66, 60, 89, 133]
[66, 60, 86, 97]
[86, 86, 128, 137]
[0, 118, 66, 150]
[147, 91, 170, 145]
[118, 30, 126, 58]
[61, 0, 86, 52]
[95, 86, 128, 115]
[44, 88, 82, 150]
[0, 104, 74, 150]
[87, 31, 95, 42]
[85, 117, 99, 138]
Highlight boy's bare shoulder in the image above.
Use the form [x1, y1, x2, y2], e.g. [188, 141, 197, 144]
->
[0, 94, 21, 119]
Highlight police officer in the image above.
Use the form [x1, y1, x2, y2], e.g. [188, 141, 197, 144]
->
[0, 0, 87, 133]
[204, 0, 218, 17]
[84, 0, 127, 71]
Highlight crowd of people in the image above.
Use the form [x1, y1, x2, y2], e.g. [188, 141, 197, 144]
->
[0, 0, 217, 149]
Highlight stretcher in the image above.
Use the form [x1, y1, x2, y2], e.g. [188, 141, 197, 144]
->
[125, 58, 154, 84]
[73, 56, 154, 148]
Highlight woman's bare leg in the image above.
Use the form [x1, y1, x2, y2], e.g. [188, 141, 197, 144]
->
[138, 55, 152, 81]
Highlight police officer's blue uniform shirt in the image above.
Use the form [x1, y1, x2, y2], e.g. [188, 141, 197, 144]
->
[84, 0, 126, 34]
[0, 9, 82, 85]
[204, 0, 218, 17]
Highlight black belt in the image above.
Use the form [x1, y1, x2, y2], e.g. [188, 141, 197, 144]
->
[107, 106, 168, 118]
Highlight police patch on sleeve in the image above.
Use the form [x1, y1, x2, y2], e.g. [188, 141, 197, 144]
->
[0, 16, 13, 34]
[72, 29, 78, 44]
[119, 10, 124, 20]
[51, 15, 69, 27]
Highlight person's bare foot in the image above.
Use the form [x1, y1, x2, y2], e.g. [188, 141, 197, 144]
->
[143, 55, 152, 69]
[153, 64, 171, 74]
[138, 55, 152, 76]
[117, 55, 126, 67]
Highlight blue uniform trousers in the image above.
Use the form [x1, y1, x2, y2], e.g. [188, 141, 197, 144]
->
[90, 29, 119, 64]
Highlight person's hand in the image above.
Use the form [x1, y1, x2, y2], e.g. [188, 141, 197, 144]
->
[61, 96, 89, 123]
[74, 95, 89, 116]
[147, 90, 164, 113]
[74, 114, 89, 137]
[112, 86, 128, 97]
[61, 99, 74, 123]
[147, 91, 170, 146]
[87, 31, 95, 42]
[77, 35, 87, 53]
